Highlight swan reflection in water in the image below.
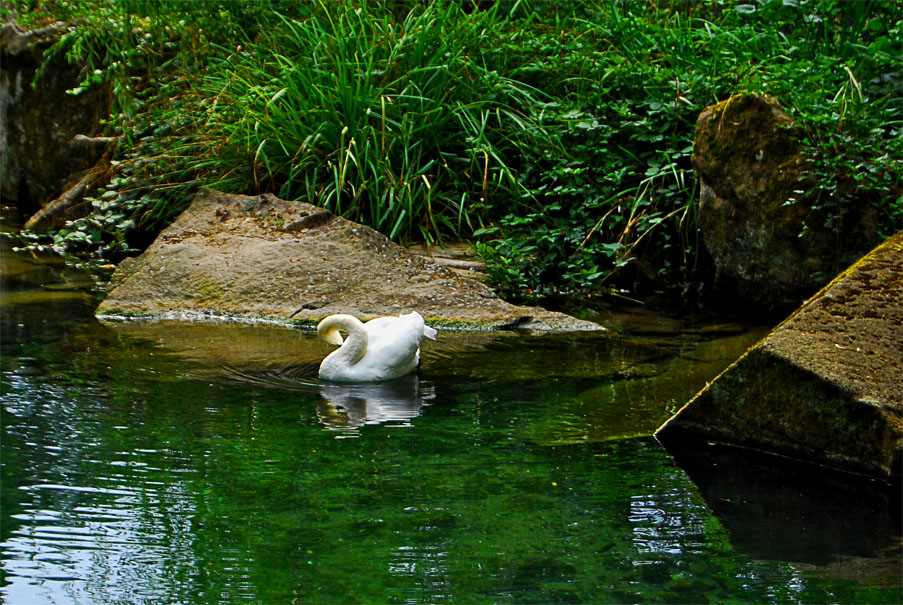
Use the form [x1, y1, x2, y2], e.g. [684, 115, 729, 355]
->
[316, 374, 436, 432]
[219, 363, 435, 433]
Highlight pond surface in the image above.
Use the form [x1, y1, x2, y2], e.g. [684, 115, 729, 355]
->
[2, 236, 901, 603]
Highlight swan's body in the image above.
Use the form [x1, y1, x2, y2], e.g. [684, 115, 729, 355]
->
[317, 312, 437, 383]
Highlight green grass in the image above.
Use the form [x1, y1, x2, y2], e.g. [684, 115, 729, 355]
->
[199, 2, 542, 243]
[8, 0, 901, 300]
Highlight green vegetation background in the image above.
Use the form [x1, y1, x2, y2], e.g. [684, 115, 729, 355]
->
[8, 0, 902, 301]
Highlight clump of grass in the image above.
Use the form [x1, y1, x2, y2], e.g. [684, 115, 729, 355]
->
[198, 1, 546, 243]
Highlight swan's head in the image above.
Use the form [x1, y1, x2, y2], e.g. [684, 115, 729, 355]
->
[317, 314, 362, 346]
[317, 322, 345, 345]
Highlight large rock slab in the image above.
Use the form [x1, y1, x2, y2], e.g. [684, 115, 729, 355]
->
[96, 189, 601, 331]
[656, 232, 903, 481]
[694, 93, 878, 309]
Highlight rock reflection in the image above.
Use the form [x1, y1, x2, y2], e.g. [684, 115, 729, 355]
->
[660, 439, 902, 566]
[317, 375, 435, 432]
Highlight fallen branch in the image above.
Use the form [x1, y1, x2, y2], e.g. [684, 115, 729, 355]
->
[23, 134, 119, 230]
[71, 134, 120, 150]
[23, 174, 91, 230]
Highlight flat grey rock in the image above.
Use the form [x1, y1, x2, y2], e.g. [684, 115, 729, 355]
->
[96, 189, 602, 332]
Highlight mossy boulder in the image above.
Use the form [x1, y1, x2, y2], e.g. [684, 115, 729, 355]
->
[694, 93, 879, 310]
[96, 189, 602, 332]
[656, 232, 903, 482]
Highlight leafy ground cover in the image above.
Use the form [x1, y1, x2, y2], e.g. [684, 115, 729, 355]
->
[6, 0, 901, 302]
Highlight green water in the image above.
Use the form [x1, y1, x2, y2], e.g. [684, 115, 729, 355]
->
[2, 241, 901, 603]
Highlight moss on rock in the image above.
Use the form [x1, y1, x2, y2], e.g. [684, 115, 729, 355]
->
[694, 93, 880, 310]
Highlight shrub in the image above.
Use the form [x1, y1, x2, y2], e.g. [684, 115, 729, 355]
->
[474, 0, 902, 299]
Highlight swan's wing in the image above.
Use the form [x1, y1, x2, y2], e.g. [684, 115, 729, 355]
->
[365, 319, 422, 358]
[362, 316, 396, 336]
[348, 315, 421, 377]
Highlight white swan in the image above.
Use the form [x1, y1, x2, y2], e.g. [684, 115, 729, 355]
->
[317, 311, 437, 383]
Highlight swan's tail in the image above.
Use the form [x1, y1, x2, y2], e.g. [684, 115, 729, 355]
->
[401, 311, 437, 341]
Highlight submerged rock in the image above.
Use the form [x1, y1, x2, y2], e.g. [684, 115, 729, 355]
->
[656, 232, 903, 481]
[693, 93, 879, 310]
[96, 189, 601, 331]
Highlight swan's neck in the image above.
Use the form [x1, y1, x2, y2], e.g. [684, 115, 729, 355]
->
[336, 330, 366, 366]
[320, 315, 368, 367]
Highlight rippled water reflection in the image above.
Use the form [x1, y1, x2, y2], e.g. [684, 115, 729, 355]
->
[2, 239, 900, 603]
